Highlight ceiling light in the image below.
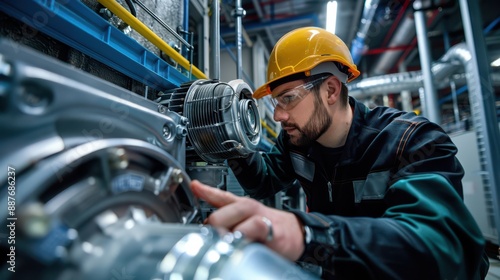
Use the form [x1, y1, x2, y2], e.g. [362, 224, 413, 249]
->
[326, 1, 338, 34]
[491, 57, 500, 67]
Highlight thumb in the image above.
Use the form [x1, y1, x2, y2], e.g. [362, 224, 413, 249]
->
[190, 180, 238, 208]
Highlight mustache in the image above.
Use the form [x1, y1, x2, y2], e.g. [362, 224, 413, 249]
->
[281, 122, 296, 128]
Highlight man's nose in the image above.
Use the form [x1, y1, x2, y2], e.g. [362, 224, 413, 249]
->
[273, 106, 288, 122]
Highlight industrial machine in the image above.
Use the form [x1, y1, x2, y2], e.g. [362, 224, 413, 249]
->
[0, 37, 316, 279]
[0, 0, 318, 278]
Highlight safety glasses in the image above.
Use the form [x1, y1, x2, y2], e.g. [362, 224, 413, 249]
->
[270, 76, 328, 111]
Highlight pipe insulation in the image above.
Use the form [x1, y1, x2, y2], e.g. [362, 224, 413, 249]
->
[348, 43, 480, 98]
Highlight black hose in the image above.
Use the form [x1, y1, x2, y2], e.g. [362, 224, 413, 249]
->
[124, 0, 137, 16]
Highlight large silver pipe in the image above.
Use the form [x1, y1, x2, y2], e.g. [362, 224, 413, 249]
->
[348, 43, 466, 97]
[399, 63, 413, 112]
[414, 0, 440, 123]
[349, 43, 500, 96]
[349, 70, 424, 97]
[210, 0, 220, 80]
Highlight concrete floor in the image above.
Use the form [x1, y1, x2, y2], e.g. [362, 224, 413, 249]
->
[487, 259, 500, 280]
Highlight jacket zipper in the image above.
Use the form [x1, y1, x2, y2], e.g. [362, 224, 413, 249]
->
[326, 167, 337, 202]
[314, 154, 339, 204]
[327, 181, 333, 202]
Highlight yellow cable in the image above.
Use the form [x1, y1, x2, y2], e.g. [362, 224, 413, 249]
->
[261, 120, 278, 139]
[98, 0, 207, 80]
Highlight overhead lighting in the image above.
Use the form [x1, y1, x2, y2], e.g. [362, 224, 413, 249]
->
[491, 57, 500, 67]
[326, 1, 338, 34]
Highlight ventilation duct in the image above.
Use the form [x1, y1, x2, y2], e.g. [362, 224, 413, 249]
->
[349, 43, 475, 98]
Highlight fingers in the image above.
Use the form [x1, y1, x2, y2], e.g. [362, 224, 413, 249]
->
[190, 180, 238, 208]
[190, 180, 267, 231]
[205, 196, 262, 229]
[190, 180, 258, 228]
[189, 180, 305, 261]
[233, 215, 273, 244]
[232, 212, 305, 261]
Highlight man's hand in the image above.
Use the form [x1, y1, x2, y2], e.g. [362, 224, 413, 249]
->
[190, 180, 305, 261]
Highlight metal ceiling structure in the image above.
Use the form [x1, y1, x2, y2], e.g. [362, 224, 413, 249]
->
[219, 0, 500, 80]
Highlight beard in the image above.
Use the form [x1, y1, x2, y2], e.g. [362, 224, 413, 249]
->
[283, 97, 331, 146]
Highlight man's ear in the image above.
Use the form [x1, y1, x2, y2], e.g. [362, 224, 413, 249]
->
[325, 76, 342, 105]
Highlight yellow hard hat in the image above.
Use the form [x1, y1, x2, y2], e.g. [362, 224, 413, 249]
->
[253, 27, 360, 99]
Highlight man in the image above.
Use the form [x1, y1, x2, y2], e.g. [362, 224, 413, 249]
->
[190, 27, 489, 279]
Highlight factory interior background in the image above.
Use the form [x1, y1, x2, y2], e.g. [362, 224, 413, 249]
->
[0, 0, 499, 279]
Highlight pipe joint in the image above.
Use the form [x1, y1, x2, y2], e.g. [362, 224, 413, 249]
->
[233, 7, 246, 18]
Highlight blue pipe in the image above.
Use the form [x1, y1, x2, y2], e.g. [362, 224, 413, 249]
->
[439, 85, 467, 105]
[350, 36, 366, 65]
[483, 16, 500, 35]
[350, 0, 381, 65]
[442, 28, 451, 51]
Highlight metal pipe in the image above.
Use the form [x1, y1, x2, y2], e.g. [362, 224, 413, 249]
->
[234, 0, 245, 79]
[450, 80, 460, 127]
[345, 0, 365, 47]
[399, 63, 413, 112]
[394, 10, 439, 72]
[348, 64, 453, 98]
[371, 15, 415, 75]
[98, 0, 206, 79]
[350, 0, 381, 65]
[418, 87, 426, 117]
[348, 43, 500, 97]
[131, 0, 190, 48]
[414, 0, 440, 123]
[380, 0, 411, 48]
[210, 0, 220, 80]
[183, 0, 189, 58]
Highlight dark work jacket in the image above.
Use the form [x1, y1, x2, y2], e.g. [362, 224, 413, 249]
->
[228, 97, 489, 280]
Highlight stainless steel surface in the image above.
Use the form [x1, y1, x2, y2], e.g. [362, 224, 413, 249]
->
[210, 0, 220, 80]
[0, 39, 307, 280]
[414, 0, 440, 123]
[159, 78, 261, 163]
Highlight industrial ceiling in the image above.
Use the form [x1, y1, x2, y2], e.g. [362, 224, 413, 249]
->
[219, 0, 500, 77]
